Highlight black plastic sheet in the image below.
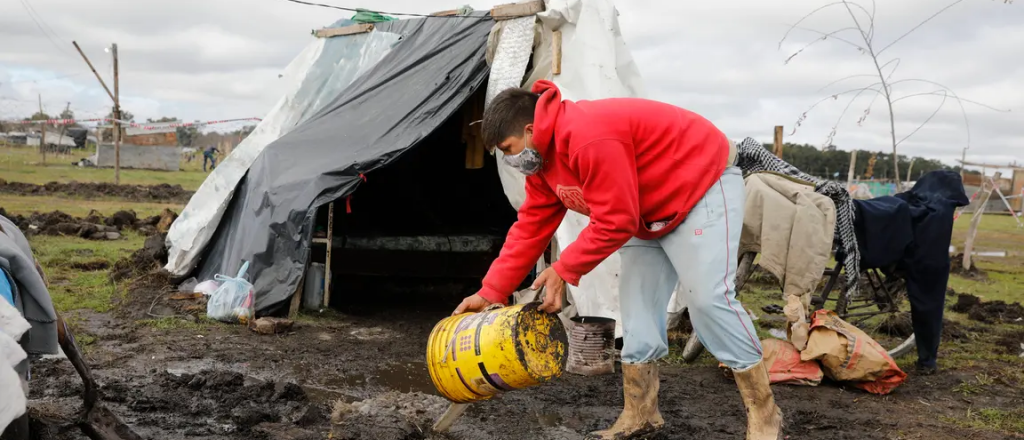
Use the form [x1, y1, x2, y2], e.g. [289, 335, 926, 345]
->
[195, 15, 493, 312]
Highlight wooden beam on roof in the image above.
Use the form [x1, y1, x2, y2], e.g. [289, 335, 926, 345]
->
[314, 23, 374, 38]
[491, 0, 544, 21]
[431, 9, 459, 16]
[958, 159, 1024, 170]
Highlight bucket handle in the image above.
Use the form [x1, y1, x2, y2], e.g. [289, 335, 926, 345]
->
[440, 303, 506, 365]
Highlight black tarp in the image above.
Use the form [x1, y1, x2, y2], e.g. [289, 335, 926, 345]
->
[195, 14, 494, 312]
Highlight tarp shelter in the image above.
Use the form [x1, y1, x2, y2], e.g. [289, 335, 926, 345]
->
[165, 0, 689, 337]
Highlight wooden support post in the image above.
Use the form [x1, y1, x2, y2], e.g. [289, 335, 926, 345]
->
[113, 43, 121, 185]
[963, 172, 1000, 271]
[551, 31, 562, 76]
[772, 125, 784, 157]
[322, 202, 335, 308]
[38, 94, 46, 164]
[432, 403, 470, 433]
[289, 276, 305, 318]
[847, 150, 857, 189]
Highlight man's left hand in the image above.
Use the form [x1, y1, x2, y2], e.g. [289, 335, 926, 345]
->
[532, 267, 565, 314]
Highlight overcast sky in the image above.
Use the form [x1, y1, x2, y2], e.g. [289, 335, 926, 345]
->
[1, 0, 1020, 171]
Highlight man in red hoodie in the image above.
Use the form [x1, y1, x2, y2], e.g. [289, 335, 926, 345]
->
[452, 81, 783, 440]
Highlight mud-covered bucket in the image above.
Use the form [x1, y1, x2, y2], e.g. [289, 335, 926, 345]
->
[427, 302, 567, 403]
[566, 316, 616, 376]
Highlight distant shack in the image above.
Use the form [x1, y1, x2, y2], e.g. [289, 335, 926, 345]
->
[96, 122, 180, 171]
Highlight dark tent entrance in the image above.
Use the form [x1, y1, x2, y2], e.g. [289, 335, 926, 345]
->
[299, 86, 522, 313]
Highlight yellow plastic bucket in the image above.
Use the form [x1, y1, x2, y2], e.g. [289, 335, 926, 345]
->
[427, 302, 568, 403]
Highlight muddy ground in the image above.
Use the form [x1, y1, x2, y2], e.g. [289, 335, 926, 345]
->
[0, 180, 193, 204]
[23, 276, 1024, 440]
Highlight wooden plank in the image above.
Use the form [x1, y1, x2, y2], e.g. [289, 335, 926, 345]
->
[432, 403, 470, 433]
[314, 23, 374, 38]
[322, 203, 335, 308]
[431, 9, 459, 16]
[963, 172, 1000, 270]
[551, 31, 562, 75]
[773, 125, 784, 157]
[491, 0, 544, 20]
[289, 275, 305, 318]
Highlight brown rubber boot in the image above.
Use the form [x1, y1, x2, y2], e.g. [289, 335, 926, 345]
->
[733, 360, 784, 440]
[587, 363, 665, 440]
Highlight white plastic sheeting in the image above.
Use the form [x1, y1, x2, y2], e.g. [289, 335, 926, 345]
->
[165, 29, 402, 276]
[0, 299, 30, 432]
[494, 0, 689, 338]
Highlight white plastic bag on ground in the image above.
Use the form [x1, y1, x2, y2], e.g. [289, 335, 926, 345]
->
[1, 298, 30, 432]
[206, 262, 255, 324]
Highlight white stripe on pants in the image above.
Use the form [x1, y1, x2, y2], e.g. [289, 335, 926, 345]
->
[619, 166, 763, 370]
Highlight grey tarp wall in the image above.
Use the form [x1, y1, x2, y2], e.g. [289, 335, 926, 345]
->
[195, 14, 494, 312]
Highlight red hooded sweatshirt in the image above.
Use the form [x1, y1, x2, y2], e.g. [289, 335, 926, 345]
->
[477, 80, 729, 304]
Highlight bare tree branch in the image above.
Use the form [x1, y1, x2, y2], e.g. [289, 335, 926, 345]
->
[888, 79, 1013, 112]
[784, 27, 864, 64]
[781, 25, 866, 53]
[816, 73, 878, 93]
[895, 90, 949, 147]
[878, 0, 966, 55]
[784, 0, 1013, 185]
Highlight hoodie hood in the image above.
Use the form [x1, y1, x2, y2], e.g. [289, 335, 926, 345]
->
[530, 80, 564, 159]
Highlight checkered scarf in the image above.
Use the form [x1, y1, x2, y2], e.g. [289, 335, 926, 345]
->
[734, 137, 860, 301]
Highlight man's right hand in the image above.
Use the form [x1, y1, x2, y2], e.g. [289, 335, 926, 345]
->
[452, 293, 493, 316]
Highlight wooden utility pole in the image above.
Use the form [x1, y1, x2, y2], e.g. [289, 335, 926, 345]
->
[963, 172, 1001, 271]
[57, 102, 70, 156]
[72, 41, 121, 183]
[112, 43, 121, 184]
[773, 126, 784, 157]
[38, 94, 46, 164]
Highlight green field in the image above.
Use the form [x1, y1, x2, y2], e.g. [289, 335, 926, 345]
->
[1, 144, 210, 190]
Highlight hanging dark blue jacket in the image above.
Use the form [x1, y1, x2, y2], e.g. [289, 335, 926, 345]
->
[851, 170, 969, 369]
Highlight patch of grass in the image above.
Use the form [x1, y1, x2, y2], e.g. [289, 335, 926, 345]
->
[0, 193, 182, 217]
[941, 408, 1024, 435]
[27, 232, 145, 314]
[0, 144, 210, 190]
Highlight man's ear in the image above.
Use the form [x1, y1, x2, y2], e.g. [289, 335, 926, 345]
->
[524, 123, 534, 137]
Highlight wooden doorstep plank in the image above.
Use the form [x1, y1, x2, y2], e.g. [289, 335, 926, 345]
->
[491, 0, 544, 20]
[551, 30, 562, 75]
[314, 23, 374, 38]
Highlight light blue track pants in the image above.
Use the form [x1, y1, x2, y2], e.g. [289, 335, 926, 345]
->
[619, 166, 763, 370]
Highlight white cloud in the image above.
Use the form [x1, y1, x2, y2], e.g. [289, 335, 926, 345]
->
[1, 0, 1021, 170]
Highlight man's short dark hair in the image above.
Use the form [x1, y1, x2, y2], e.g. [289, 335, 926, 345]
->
[481, 87, 539, 149]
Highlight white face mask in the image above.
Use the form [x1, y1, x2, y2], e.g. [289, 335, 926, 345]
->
[502, 147, 543, 176]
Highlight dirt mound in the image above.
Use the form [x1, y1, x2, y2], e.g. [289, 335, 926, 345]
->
[100, 369, 324, 438]
[951, 294, 1024, 324]
[110, 233, 168, 282]
[879, 313, 914, 338]
[995, 330, 1024, 356]
[950, 253, 988, 279]
[0, 179, 193, 203]
[0, 208, 177, 240]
